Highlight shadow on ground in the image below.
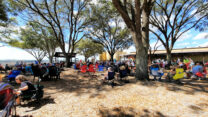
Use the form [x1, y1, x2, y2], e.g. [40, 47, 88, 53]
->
[99, 107, 167, 117]
[140, 78, 208, 95]
[20, 96, 55, 112]
[32, 69, 137, 98]
[27, 68, 208, 100]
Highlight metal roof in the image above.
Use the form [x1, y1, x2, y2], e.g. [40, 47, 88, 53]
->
[123, 47, 208, 56]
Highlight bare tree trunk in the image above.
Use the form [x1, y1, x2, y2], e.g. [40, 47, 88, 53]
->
[85, 57, 88, 62]
[132, 32, 149, 80]
[49, 55, 53, 63]
[166, 49, 172, 69]
[65, 56, 72, 67]
[37, 59, 42, 64]
[110, 53, 114, 62]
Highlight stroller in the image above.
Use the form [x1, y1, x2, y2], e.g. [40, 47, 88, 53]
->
[0, 83, 16, 117]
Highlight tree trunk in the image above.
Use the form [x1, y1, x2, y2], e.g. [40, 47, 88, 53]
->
[65, 56, 72, 67]
[85, 57, 88, 62]
[37, 59, 42, 64]
[49, 55, 53, 63]
[132, 32, 149, 80]
[135, 46, 149, 80]
[166, 49, 172, 69]
[110, 53, 114, 62]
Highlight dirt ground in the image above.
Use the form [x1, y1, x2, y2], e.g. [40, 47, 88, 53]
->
[15, 68, 208, 117]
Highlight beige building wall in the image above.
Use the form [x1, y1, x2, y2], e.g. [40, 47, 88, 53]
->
[99, 51, 127, 61]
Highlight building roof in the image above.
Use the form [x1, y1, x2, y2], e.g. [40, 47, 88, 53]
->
[54, 52, 76, 57]
[123, 47, 208, 56]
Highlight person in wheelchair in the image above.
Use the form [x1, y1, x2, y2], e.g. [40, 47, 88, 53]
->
[13, 75, 36, 105]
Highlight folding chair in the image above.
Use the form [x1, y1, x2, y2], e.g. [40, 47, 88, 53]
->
[150, 67, 163, 81]
[77, 65, 90, 77]
[87, 64, 96, 77]
[98, 65, 104, 72]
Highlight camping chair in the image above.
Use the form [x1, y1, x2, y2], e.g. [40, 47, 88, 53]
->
[7, 70, 21, 82]
[73, 64, 77, 70]
[25, 66, 33, 75]
[48, 66, 60, 80]
[21, 83, 44, 102]
[173, 68, 184, 80]
[0, 83, 16, 117]
[98, 65, 104, 72]
[77, 65, 90, 76]
[104, 72, 115, 87]
[172, 68, 184, 84]
[87, 64, 96, 77]
[195, 72, 204, 80]
[150, 67, 163, 81]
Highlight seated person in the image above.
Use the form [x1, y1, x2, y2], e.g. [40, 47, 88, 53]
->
[167, 65, 183, 84]
[14, 75, 36, 105]
[192, 62, 205, 78]
[119, 64, 127, 79]
[103, 67, 115, 81]
[150, 64, 163, 81]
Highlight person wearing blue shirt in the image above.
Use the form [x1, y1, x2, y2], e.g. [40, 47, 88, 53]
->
[192, 62, 203, 75]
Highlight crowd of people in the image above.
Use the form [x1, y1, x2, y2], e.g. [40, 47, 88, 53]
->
[149, 57, 208, 83]
[74, 57, 208, 84]
[0, 61, 65, 82]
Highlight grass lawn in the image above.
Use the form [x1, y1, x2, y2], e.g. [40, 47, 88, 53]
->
[16, 68, 208, 117]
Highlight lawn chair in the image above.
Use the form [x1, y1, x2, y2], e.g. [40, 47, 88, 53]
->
[7, 70, 21, 82]
[98, 65, 104, 72]
[48, 66, 60, 80]
[106, 72, 116, 87]
[173, 68, 184, 80]
[25, 66, 33, 75]
[21, 83, 44, 102]
[195, 72, 204, 80]
[0, 83, 16, 117]
[119, 68, 128, 81]
[150, 67, 163, 81]
[172, 68, 184, 84]
[77, 65, 90, 76]
[87, 64, 96, 77]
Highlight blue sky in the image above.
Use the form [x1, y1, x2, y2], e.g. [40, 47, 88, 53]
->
[0, 6, 208, 60]
[1, 28, 207, 60]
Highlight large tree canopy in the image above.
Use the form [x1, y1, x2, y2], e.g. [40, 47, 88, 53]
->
[87, 1, 133, 62]
[8, 26, 46, 63]
[76, 38, 104, 61]
[13, 0, 91, 66]
[0, 0, 8, 22]
[149, 0, 208, 64]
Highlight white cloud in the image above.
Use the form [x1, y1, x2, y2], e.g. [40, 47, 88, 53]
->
[123, 45, 136, 53]
[0, 46, 36, 60]
[178, 30, 192, 42]
[150, 41, 164, 50]
[193, 32, 208, 40]
[176, 42, 190, 46]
